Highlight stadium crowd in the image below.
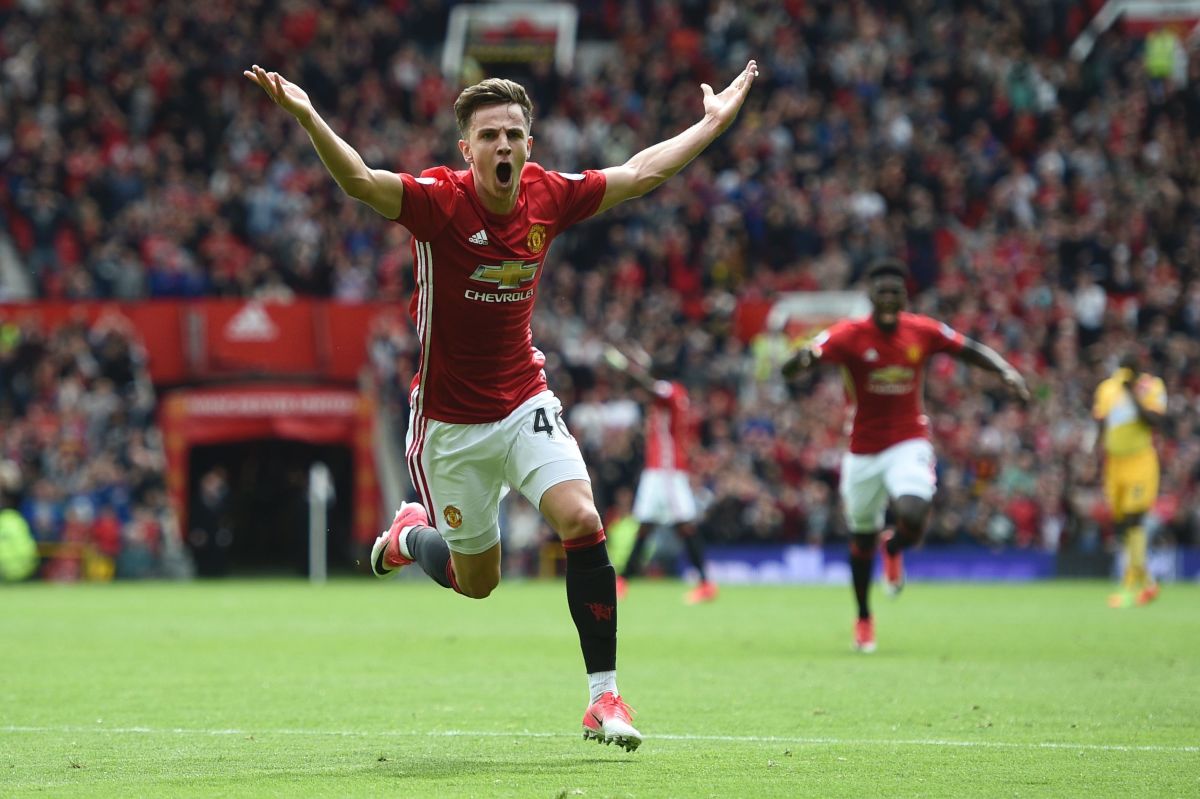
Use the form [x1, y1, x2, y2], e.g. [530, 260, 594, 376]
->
[3, 0, 1200, 576]
[0, 313, 180, 578]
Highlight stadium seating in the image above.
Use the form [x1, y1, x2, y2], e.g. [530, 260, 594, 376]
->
[2, 1, 1197, 579]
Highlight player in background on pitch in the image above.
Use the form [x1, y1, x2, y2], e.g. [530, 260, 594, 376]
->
[1089, 351, 1167, 608]
[603, 346, 716, 605]
[782, 258, 1030, 653]
[245, 59, 758, 750]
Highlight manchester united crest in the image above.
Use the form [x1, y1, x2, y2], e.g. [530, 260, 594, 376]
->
[526, 223, 547, 253]
[907, 345, 922, 363]
[444, 505, 463, 529]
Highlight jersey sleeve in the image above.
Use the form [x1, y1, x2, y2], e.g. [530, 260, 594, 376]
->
[1139, 376, 1168, 413]
[1092, 381, 1113, 420]
[394, 167, 460, 239]
[809, 322, 852, 364]
[542, 169, 607, 229]
[919, 315, 966, 354]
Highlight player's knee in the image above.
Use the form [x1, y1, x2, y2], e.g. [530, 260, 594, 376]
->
[556, 504, 602, 540]
[893, 497, 930, 541]
[456, 570, 500, 599]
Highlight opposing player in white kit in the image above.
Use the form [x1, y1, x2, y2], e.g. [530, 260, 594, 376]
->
[782, 259, 1029, 653]
[604, 347, 716, 604]
[245, 60, 758, 750]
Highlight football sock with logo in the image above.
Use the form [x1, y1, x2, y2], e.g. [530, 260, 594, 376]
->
[849, 535, 876, 620]
[405, 526, 458, 591]
[565, 530, 617, 674]
[620, 526, 651, 579]
[679, 525, 709, 582]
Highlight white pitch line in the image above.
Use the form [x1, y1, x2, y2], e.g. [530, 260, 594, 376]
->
[2, 725, 1196, 754]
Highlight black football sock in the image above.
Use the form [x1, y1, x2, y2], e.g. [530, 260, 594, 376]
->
[883, 527, 901, 556]
[679, 525, 709, 582]
[621, 525, 651, 579]
[849, 535, 877, 620]
[406, 526, 458, 591]
[565, 530, 617, 673]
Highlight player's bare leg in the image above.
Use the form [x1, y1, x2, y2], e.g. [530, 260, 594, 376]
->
[617, 522, 654, 600]
[881, 495, 930, 597]
[1124, 512, 1159, 605]
[447, 547, 502, 598]
[542, 479, 641, 751]
[375, 502, 499, 598]
[849, 533, 877, 652]
[1110, 513, 1159, 608]
[678, 522, 718, 604]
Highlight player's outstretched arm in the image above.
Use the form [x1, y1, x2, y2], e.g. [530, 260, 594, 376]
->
[603, 345, 657, 393]
[781, 346, 819, 381]
[955, 339, 1031, 403]
[243, 65, 405, 219]
[595, 60, 759, 215]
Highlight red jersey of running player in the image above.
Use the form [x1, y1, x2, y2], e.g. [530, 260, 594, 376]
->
[810, 312, 965, 455]
[394, 163, 606, 423]
[644, 380, 692, 472]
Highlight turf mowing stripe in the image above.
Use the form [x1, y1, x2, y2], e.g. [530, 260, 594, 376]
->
[3, 725, 1195, 754]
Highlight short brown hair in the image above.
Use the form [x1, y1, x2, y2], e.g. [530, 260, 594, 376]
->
[453, 78, 533, 138]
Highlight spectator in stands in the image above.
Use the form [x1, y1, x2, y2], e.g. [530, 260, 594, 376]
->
[1, 0, 1198, 563]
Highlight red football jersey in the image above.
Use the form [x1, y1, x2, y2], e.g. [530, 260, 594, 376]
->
[395, 163, 606, 423]
[810, 312, 965, 454]
[644, 380, 691, 472]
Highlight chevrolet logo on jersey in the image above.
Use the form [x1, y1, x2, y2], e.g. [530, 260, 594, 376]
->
[867, 365, 915, 395]
[869, 365, 914, 382]
[470, 260, 539, 290]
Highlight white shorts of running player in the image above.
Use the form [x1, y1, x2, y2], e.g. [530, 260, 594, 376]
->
[406, 390, 590, 555]
[632, 468, 698, 526]
[839, 437, 937, 533]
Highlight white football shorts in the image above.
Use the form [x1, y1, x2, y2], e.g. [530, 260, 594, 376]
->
[839, 437, 937, 533]
[632, 468, 698, 525]
[406, 390, 590, 555]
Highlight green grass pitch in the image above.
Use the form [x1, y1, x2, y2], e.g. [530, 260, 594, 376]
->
[2, 578, 1197, 797]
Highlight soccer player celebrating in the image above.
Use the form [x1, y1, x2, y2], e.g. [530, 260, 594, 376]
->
[1090, 351, 1167, 608]
[782, 258, 1030, 653]
[603, 346, 716, 605]
[244, 60, 758, 750]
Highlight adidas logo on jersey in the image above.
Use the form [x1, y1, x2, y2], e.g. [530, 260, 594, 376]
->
[468, 230, 489, 246]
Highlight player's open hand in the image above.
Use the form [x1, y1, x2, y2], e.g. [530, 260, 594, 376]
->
[243, 65, 313, 121]
[1002, 366, 1031, 404]
[781, 348, 814, 381]
[603, 345, 630, 372]
[702, 60, 759, 132]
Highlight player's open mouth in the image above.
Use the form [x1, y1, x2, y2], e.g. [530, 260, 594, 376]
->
[496, 162, 512, 186]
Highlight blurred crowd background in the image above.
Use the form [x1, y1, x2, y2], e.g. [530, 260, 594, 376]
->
[3, 0, 1200, 579]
